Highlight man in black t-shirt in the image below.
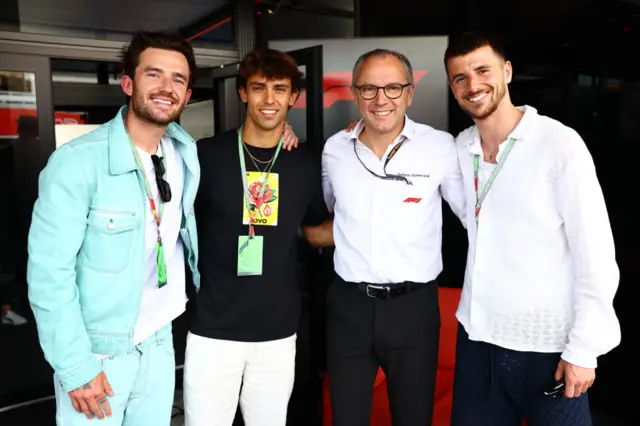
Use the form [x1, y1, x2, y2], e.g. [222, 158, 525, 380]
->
[183, 49, 333, 426]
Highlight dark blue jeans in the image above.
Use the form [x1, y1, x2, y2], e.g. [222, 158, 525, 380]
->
[451, 324, 592, 426]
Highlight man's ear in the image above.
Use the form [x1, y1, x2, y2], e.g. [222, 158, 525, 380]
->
[121, 75, 133, 97]
[406, 85, 415, 107]
[289, 89, 300, 107]
[351, 86, 362, 109]
[504, 60, 513, 84]
[238, 86, 248, 103]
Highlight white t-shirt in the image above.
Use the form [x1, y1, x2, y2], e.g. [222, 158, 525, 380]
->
[132, 136, 187, 345]
[479, 160, 498, 190]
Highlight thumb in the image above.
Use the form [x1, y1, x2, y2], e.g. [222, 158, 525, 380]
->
[103, 374, 115, 396]
[554, 362, 565, 382]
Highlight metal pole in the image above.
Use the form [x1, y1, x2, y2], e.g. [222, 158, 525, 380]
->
[234, 0, 256, 59]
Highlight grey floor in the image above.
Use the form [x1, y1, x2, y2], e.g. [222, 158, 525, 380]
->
[0, 387, 635, 426]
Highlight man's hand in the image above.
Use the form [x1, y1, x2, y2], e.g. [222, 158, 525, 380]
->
[345, 120, 359, 132]
[555, 359, 595, 398]
[303, 219, 334, 248]
[68, 371, 114, 419]
[282, 122, 298, 151]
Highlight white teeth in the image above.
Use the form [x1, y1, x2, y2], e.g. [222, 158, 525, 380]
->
[468, 92, 488, 102]
[373, 111, 391, 116]
[153, 99, 172, 105]
[261, 110, 277, 114]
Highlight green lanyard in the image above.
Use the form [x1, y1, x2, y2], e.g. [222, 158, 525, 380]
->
[128, 135, 168, 288]
[237, 125, 282, 238]
[472, 137, 516, 220]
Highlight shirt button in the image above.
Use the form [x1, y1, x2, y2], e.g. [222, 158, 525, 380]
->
[107, 220, 115, 230]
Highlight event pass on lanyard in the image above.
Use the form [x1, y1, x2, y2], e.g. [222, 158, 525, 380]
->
[236, 126, 282, 276]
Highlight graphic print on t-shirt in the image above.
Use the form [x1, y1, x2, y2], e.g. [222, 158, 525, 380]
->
[242, 172, 279, 226]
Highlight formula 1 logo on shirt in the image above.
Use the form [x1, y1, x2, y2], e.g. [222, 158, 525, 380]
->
[403, 197, 422, 204]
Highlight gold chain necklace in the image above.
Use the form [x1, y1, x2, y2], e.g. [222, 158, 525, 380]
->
[242, 141, 274, 172]
[243, 141, 273, 164]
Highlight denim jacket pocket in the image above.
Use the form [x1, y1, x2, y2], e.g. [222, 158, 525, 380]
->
[82, 209, 136, 273]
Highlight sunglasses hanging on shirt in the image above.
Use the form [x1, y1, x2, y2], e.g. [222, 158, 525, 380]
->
[128, 137, 170, 288]
[151, 154, 172, 202]
[353, 138, 412, 185]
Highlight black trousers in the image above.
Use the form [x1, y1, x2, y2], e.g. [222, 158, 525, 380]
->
[326, 277, 440, 426]
[451, 325, 592, 426]
[0, 270, 16, 306]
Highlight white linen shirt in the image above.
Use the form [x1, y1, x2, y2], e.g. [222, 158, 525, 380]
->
[322, 116, 466, 284]
[455, 105, 620, 368]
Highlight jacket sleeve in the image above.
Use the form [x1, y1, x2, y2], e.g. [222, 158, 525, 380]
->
[27, 145, 102, 392]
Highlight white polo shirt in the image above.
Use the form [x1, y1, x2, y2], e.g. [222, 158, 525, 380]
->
[322, 116, 466, 284]
[455, 105, 620, 368]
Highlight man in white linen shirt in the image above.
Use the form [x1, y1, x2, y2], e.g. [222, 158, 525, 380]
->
[322, 48, 466, 426]
[445, 31, 621, 426]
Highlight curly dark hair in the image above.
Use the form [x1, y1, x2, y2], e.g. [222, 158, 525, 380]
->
[237, 49, 303, 95]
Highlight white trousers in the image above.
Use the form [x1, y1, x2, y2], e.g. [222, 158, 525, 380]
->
[183, 332, 297, 426]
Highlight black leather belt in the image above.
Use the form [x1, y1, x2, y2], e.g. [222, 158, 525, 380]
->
[354, 280, 435, 300]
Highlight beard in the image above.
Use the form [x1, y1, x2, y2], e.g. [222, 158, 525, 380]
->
[460, 83, 507, 121]
[131, 89, 185, 126]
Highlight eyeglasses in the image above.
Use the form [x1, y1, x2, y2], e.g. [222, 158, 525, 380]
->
[353, 83, 412, 100]
[151, 155, 172, 203]
[543, 381, 564, 398]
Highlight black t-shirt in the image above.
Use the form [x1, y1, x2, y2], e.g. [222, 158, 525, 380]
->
[190, 129, 329, 342]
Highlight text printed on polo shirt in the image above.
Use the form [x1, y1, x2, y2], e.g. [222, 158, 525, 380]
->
[398, 173, 430, 178]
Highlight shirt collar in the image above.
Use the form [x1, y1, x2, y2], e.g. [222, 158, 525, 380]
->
[467, 105, 538, 154]
[348, 114, 416, 145]
[109, 106, 191, 175]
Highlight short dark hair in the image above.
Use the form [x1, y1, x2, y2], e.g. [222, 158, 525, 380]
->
[119, 31, 197, 90]
[237, 49, 303, 95]
[444, 31, 506, 74]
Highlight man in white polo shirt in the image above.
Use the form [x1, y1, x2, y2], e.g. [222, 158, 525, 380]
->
[322, 48, 466, 426]
[445, 32, 621, 426]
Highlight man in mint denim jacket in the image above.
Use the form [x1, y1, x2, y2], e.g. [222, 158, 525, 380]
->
[27, 31, 200, 425]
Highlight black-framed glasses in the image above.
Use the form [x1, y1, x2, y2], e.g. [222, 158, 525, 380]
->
[151, 155, 172, 203]
[353, 83, 412, 100]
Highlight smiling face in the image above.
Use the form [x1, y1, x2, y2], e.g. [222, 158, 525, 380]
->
[352, 55, 414, 136]
[447, 45, 512, 121]
[238, 75, 298, 131]
[121, 47, 192, 126]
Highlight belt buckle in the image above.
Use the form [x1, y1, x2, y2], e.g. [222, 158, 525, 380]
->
[366, 284, 390, 299]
